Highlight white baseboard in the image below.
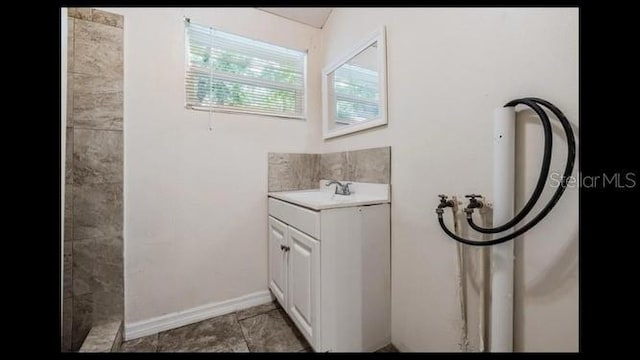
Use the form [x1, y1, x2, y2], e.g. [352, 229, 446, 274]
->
[124, 290, 273, 341]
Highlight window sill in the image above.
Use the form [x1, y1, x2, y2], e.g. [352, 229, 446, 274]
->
[186, 105, 306, 120]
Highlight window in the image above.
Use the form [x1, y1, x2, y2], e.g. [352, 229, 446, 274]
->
[185, 19, 307, 119]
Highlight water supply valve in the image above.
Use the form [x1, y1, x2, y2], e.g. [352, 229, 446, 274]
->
[465, 194, 484, 209]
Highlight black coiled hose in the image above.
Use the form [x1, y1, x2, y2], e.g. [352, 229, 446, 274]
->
[437, 97, 576, 246]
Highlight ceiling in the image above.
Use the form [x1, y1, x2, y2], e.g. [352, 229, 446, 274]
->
[258, 8, 333, 29]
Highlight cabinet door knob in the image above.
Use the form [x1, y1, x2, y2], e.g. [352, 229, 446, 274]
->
[282, 245, 290, 252]
[280, 245, 286, 251]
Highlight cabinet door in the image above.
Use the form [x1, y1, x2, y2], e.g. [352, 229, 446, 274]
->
[268, 216, 288, 308]
[287, 226, 320, 348]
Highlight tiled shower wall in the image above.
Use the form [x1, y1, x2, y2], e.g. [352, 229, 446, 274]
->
[268, 147, 391, 192]
[64, 8, 124, 351]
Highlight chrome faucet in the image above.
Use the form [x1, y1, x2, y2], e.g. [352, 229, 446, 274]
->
[326, 180, 352, 195]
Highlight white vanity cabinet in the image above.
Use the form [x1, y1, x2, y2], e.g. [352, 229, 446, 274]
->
[268, 216, 321, 346]
[267, 194, 390, 352]
[267, 217, 288, 308]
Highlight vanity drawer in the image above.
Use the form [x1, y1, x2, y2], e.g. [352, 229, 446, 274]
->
[268, 198, 320, 239]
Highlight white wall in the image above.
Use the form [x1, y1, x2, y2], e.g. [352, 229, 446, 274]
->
[317, 8, 578, 351]
[100, 7, 321, 324]
[93, 7, 577, 351]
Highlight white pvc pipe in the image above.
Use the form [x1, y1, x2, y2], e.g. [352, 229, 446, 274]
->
[490, 107, 516, 352]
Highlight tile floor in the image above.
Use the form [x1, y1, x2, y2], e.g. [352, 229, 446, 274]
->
[119, 301, 398, 352]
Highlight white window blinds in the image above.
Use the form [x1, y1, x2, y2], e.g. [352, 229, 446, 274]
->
[333, 64, 380, 123]
[185, 19, 307, 119]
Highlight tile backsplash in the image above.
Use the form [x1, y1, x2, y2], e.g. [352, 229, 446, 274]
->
[268, 146, 391, 192]
[268, 153, 321, 192]
[320, 147, 390, 184]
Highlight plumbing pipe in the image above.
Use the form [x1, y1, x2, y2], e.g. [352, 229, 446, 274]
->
[478, 242, 487, 352]
[466, 98, 552, 234]
[490, 107, 516, 352]
[477, 201, 491, 352]
[451, 197, 469, 351]
[435, 97, 576, 351]
[436, 98, 576, 245]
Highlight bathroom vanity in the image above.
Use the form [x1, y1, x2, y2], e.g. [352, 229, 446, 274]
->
[267, 180, 391, 352]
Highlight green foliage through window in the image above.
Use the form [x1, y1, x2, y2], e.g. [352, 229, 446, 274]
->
[185, 20, 306, 117]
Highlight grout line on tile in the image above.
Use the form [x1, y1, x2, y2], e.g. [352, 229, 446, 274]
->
[154, 333, 159, 353]
[234, 313, 253, 352]
[236, 306, 281, 322]
[72, 126, 124, 133]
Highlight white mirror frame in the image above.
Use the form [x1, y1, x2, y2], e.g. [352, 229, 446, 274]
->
[322, 26, 387, 140]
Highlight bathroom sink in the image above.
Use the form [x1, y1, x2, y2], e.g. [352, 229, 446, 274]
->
[268, 181, 390, 210]
[281, 190, 354, 203]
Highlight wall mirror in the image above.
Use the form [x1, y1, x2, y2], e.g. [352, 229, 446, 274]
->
[322, 26, 387, 140]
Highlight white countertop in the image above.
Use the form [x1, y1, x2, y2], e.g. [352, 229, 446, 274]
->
[268, 180, 390, 211]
